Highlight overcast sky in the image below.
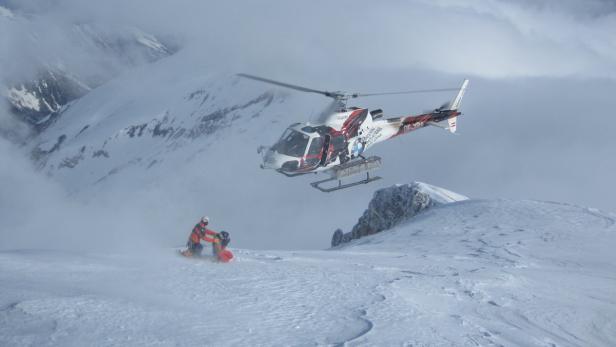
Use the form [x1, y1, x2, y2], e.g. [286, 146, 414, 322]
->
[2, 0, 616, 80]
[1, 0, 615, 250]
[2, 0, 615, 139]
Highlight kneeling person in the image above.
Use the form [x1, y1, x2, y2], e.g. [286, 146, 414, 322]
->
[183, 216, 232, 262]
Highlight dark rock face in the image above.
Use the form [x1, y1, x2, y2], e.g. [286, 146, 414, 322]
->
[8, 70, 90, 127]
[331, 182, 450, 247]
[187, 92, 274, 139]
[31, 134, 67, 162]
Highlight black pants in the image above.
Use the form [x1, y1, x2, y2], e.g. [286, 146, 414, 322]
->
[187, 241, 204, 256]
[212, 243, 223, 258]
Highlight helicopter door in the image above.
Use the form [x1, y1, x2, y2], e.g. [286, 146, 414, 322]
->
[319, 135, 331, 166]
[305, 136, 324, 168]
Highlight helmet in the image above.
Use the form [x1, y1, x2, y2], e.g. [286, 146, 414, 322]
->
[201, 216, 210, 224]
[219, 231, 230, 247]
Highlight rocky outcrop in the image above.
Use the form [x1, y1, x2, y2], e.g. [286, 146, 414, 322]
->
[7, 70, 90, 127]
[331, 182, 468, 247]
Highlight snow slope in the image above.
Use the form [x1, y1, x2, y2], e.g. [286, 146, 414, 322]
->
[2, 198, 615, 346]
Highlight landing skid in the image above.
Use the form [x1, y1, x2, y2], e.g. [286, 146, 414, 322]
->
[310, 172, 381, 193]
[276, 169, 314, 177]
[310, 155, 382, 192]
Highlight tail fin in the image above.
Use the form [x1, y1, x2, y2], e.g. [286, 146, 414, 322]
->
[446, 79, 468, 133]
[428, 79, 468, 133]
[447, 117, 457, 133]
[449, 79, 469, 111]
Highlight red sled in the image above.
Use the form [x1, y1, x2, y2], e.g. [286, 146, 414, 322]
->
[218, 249, 234, 263]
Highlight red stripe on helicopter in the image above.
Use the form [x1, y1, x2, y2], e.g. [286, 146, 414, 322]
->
[341, 109, 367, 138]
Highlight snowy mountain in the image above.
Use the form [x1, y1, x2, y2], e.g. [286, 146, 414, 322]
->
[2, 186, 615, 346]
[1, 7, 176, 129]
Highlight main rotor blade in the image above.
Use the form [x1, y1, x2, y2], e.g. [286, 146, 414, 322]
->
[352, 88, 459, 98]
[237, 73, 337, 98]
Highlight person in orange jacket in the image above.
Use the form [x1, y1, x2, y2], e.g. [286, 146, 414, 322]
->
[183, 216, 231, 261]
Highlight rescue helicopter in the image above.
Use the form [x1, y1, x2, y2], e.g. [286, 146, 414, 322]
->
[238, 73, 469, 192]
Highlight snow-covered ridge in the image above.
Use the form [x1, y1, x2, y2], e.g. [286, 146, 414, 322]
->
[70, 23, 175, 62]
[412, 181, 468, 204]
[132, 29, 171, 55]
[30, 70, 277, 189]
[332, 181, 468, 246]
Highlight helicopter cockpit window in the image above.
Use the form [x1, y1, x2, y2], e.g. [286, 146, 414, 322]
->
[307, 137, 324, 156]
[274, 129, 310, 157]
[304, 137, 324, 167]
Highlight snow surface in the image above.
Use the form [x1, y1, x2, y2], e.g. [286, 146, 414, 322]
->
[2, 198, 615, 346]
[412, 181, 469, 204]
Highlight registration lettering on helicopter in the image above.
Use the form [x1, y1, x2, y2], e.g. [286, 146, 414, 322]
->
[361, 127, 383, 147]
[404, 121, 424, 132]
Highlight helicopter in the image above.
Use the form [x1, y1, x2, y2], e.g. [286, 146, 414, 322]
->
[238, 73, 469, 192]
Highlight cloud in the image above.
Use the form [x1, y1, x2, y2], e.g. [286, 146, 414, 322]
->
[411, 0, 616, 77]
[0, 137, 176, 253]
[2, 0, 616, 85]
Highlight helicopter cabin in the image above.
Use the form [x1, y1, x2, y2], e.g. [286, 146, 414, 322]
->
[272, 123, 347, 172]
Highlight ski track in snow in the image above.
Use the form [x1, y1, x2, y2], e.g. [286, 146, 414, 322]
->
[2, 200, 616, 346]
